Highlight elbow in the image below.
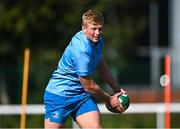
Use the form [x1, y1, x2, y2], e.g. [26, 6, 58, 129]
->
[80, 77, 97, 93]
[84, 85, 93, 92]
[83, 84, 96, 93]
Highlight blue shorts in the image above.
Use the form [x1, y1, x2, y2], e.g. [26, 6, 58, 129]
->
[44, 91, 99, 124]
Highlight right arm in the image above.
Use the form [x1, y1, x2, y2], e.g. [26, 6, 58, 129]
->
[80, 76, 124, 112]
[80, 76, 110, 103]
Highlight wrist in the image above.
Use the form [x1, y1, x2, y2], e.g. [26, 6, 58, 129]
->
[105, 94, 111, 104]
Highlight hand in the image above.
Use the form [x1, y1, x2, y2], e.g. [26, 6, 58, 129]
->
[109, 92, 125, 113]
[120, 88, 126, 94]
[114, 88, 126, 94]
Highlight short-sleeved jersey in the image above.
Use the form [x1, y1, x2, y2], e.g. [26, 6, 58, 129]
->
[45, 31, 104, 97]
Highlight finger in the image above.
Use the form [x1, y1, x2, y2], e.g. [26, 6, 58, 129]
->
[120, 88, 126, 94]
[115, 105, 124, 113]
[117, 99, 125, 112]
[115, 107, 122, 113]
[118, 103, 125, 112]
[114, 92, 123, 97]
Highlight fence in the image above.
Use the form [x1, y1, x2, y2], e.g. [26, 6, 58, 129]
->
[0, 103, 180, 128]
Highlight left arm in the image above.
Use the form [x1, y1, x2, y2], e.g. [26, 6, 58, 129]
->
[97, 58, 122, 93]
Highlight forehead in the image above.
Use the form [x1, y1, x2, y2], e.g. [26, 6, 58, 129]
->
[86, 22, 103, 28]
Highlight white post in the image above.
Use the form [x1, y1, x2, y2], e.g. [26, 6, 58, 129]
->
[156, 107, 164, 129]
[149, 1, 160, 89]
[169, 0, 180, 88]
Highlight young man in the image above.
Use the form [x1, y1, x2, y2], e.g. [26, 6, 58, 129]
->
[44, 9, 126, 129]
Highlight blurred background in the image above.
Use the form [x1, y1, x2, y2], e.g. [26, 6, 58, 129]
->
[0, 0, 180, 128]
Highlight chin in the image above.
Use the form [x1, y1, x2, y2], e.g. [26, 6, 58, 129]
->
[92, 39, 99, 43]
[93, 41, 98, 43]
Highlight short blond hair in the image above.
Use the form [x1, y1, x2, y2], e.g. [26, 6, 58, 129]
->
[82, 9, 104, 27]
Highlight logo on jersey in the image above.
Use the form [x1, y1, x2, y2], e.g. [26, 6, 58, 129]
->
[52, 111, 59, 119]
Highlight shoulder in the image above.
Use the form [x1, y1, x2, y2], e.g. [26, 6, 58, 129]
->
[72, 31, 86, 43]
[71, 31, 90, 52]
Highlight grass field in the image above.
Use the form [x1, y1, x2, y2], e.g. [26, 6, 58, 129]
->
[0, 113, 180, 128]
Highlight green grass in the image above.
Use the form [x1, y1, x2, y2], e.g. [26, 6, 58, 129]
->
[101, 114, 156, 128]
[0, 113, 180, 128]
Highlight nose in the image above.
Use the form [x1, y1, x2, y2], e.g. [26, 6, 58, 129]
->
[95, 29, 100, 35]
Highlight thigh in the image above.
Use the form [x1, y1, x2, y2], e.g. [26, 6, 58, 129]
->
[76, 111, 102, 129]
[44, 118, 65, 129]
[72, 97, 102, 128]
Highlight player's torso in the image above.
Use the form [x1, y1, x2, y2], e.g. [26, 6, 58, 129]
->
[46, 31, 103, 97]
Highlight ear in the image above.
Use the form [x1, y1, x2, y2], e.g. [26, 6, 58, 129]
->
[82, 26, 86, 33]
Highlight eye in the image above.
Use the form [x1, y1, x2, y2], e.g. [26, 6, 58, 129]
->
[92, 28, 96, 31]
[99, 28, 102, 32]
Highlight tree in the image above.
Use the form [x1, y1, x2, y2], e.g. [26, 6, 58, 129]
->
[0, 0, 149, 104]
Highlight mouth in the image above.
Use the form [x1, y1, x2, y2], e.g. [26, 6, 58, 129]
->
[94, 36, 100, 40]
[93, 38, 99, 42]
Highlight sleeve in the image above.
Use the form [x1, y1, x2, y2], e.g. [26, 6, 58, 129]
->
[73, 48, 94, 77]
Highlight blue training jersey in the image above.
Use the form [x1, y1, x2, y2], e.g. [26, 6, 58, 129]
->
[45, 31, 104, 97]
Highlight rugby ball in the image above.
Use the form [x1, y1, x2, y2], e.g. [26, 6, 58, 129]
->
[106, 93, 130, 113]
